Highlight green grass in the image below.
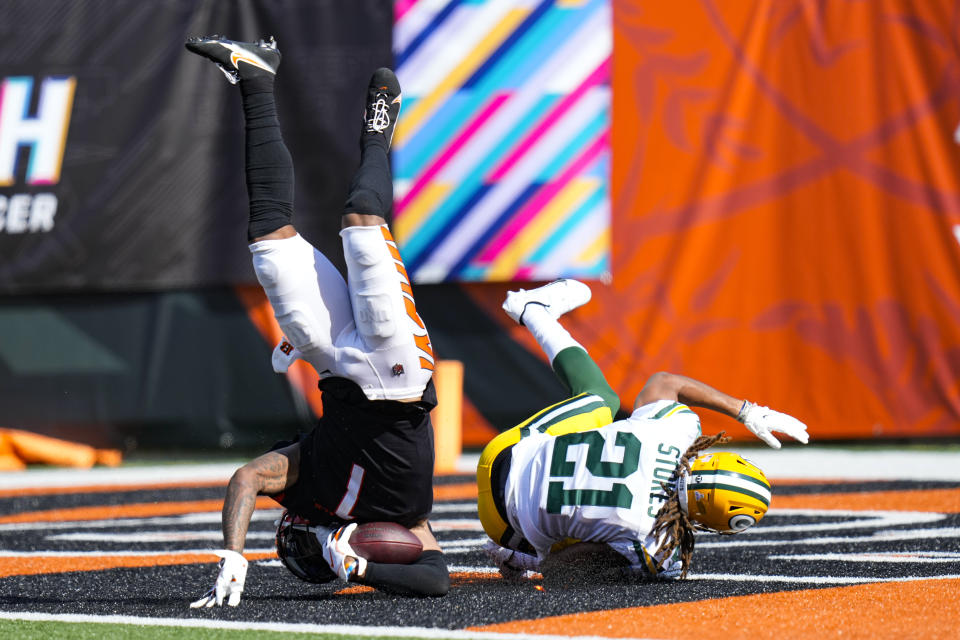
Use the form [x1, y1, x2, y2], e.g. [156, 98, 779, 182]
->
[0, 619, 445, 640]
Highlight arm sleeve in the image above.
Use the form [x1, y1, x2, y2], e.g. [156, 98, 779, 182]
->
[359, 550, 449, 596]
[551, 346, 620, 415]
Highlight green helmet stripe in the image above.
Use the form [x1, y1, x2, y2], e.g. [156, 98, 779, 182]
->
[686, 480, 771, 508]
[694, 468, 770, 489]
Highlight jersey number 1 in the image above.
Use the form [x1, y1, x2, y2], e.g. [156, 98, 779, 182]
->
[546, 431, 642, 513]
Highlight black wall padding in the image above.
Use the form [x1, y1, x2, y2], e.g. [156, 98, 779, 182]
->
[0, 289, 312, 451]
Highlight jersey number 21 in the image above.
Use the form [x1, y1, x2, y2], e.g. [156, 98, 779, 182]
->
[546, 430, 642, 513]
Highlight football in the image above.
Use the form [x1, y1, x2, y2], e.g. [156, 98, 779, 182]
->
[350, 521, 423, 564]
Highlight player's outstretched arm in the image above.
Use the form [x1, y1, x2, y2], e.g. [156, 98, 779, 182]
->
[634, 372, 809, 448]
[190, 444, 300, 608]
[635, 372, 740, 415]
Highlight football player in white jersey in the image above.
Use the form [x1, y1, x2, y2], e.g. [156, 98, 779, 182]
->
[184, 35, 448, 607]
[478, 280, 809, 584]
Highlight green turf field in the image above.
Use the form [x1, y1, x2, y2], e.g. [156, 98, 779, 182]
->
[0, 619, 454, 640]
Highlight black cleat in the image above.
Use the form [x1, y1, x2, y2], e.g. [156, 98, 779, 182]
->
[363, 67, 402, 148]
[185, 34, 281, 84]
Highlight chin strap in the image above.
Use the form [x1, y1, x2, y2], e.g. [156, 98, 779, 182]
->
[676, 474, 689, 515]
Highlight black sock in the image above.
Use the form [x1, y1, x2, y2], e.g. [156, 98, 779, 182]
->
[241, 76, 294, 241]
[343, 138, 393, 221]
[360, 550, 449, 596]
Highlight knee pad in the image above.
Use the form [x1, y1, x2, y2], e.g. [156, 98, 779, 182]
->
[342, 225, 389, 267]
[273, 307, 319, 352]
[250, 235, 314, 291]
[250, 244, 319, 349]
[342, 226, 400, 340]
[252, 251, 281, 289]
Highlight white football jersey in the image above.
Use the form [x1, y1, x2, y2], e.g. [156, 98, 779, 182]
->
[504, 399, 702, 567]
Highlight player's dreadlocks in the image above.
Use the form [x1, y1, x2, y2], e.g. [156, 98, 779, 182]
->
[648, 431, 731, 578]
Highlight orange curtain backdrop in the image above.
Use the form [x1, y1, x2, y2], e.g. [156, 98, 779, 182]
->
[592, 0, 960, 438]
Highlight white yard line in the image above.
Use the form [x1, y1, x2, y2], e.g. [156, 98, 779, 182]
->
[705, 447, 960, 481]
[0, 611, 666, 640]
[0, 548, 276, 557]
[690, 573, 960, 584]
[768, 551, 960, 563]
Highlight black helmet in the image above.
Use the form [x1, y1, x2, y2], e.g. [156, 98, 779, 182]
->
[275, 510, 336, 584]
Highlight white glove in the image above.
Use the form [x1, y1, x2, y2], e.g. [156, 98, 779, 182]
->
[321, 523, 367, 582]
[482, 540, 539, 580]
[737, 401, 809, 449]
[189, 550, 248, 608]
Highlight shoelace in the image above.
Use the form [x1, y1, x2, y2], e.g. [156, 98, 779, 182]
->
[366, 93, 392, 134]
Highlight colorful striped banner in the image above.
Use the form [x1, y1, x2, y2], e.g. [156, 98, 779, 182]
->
[393, 0, 611, 283]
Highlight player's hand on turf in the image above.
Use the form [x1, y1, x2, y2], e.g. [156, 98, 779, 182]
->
[737, 401, 809, 449]
[321, 522, 367, 582]
[482, 540, 539, 580]
[189, 549, 248, 608]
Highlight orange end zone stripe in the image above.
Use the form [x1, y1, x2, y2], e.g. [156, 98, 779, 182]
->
[0, 479, 229, 499]
[0, 553, 492, 582]
[772, 488, 960, 513]
[469, 578, 960, 639]
[434, 482, 477, 501]
[1, 485, 478, 524]
[334, 584, 376, 595]
[451, 571, 499, 586]
[774, 478, 868, 485]
[0, 551, 277, 578]
[0, 496, 282, 524]
[2, 485, 955, 514]
[0, 476, 849, 499]
[329, 573, 501, 595]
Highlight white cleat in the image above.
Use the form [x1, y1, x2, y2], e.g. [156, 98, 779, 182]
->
[502, 279, 592, 325]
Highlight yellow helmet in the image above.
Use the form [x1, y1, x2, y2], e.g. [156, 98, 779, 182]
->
[678, 452, 771, 533]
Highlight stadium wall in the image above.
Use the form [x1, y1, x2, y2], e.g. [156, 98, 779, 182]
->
[593, 0, 960, 440]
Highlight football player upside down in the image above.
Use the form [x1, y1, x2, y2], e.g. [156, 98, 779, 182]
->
[184, 35, 447, 607]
